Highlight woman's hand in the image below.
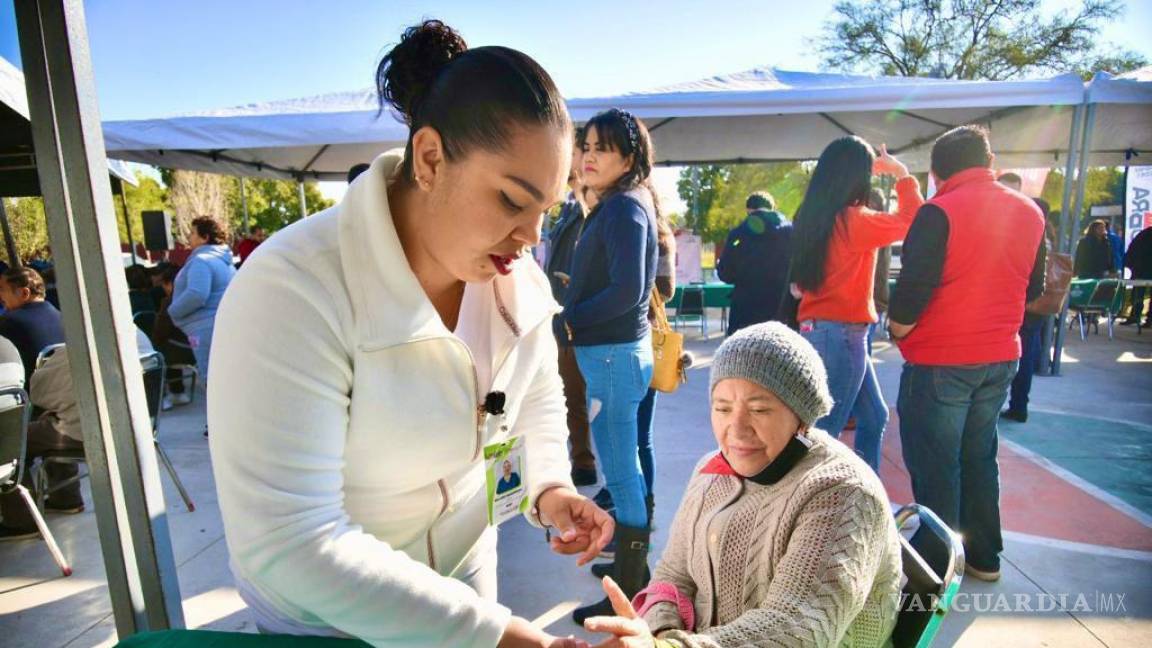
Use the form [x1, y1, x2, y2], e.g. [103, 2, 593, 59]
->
[583, 577, 655, 648]
[872, 144, 909, 179]
[498, 616, 590, 648]
[537, 487, 615, 566]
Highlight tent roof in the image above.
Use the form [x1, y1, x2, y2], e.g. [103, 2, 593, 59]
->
[1, 56, 136, 197]
[101, 66, 1152, 179]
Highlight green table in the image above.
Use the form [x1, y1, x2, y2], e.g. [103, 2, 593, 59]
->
[116, 630, 368, 647]
[670, 282, 734, 309]
[1068, 278, 1099, 308]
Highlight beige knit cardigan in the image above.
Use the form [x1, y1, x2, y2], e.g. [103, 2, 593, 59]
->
[644, 429, 902, 647]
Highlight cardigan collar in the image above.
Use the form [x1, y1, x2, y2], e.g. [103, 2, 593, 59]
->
[701, 434, 813, 485]
[337, 151, 559, 350]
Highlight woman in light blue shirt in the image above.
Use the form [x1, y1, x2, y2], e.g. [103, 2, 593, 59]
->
[168, 215, 236, 382]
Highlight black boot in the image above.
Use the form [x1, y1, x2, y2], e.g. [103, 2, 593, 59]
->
[591, 497, 654, 579]
[573, 525, 650, 626]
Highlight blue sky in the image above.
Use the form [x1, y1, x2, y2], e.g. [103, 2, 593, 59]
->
[3, 0, 1146, 121]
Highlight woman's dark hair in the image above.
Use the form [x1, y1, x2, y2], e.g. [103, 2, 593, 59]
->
[125, 264, 151, 292]
[788, 136, 875, 293]
[161, 264, 181, 285]
[3, 267, 46, 299]
[376, 20, 571, 183]
[583, 108, 655, 201]
[190, 215, 227, 245]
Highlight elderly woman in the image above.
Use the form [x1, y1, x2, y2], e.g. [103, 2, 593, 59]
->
[586, 322, 902, 648]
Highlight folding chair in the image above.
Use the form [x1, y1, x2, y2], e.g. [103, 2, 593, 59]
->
[35, 346, 195, 513]
[0, 385, 72, 576]
[1068, 279, 1124, 340]
[671, 284, 707, 336]
[891, 503, 965, 648]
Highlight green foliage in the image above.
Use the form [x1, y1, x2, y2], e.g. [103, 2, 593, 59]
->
[677, 163, 811, 245]
[1, 196, 49, 261]
[114, 173, 167, 247]
[223, 177, 334, 235]
[818, 0, 1146, 81]
[1041, 167, 1125, 223]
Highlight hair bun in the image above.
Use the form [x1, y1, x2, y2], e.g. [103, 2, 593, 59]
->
[377, 20, 468, 123]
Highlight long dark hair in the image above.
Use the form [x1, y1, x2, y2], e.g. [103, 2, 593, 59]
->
[581, 109, 668, 243]
[376, 20, 571, 184]
[789, 136, 875, 292]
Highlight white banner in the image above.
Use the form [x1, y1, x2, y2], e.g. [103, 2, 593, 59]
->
[674, 231, 703, 286]
[1126, 166, 1152, 252]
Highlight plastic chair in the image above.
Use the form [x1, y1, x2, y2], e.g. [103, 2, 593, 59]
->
[0, 385, 72, 576]
[671, 284, 707, 336]
[891, 504, 965, 648]
[34, 347, 195, 513]
[1068, 279, 1124, 340]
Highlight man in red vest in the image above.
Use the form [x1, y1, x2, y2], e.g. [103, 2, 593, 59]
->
[888, 125, 1046, 583]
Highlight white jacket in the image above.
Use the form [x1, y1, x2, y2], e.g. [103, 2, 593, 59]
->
[208, 152, 575, 646]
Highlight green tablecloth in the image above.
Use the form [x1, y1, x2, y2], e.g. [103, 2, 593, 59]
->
[671, 282, 734, 309]
[116, 630, 368, 647]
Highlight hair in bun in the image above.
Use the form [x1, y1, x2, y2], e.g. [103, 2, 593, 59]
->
[376, 20, 467, 123]
[374, 19, 571, 184]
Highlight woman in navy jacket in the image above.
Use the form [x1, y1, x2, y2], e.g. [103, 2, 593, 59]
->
[563, 109, 658, 623]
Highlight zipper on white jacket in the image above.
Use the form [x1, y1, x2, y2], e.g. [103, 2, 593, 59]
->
[426, 479, 450, 571]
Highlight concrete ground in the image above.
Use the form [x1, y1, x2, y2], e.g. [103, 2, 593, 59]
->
[1, 315, 1149, 647]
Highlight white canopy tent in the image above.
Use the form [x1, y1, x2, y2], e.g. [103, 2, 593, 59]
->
[103, 66, 1149, 178]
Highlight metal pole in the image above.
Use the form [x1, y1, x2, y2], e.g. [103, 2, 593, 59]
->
[0, 200, 21, 267]
[117, 179, 138, 266]
[1047, 104, 1085, 375]
[1052, 102, 1096, 376]
[297, 179, 307, 220]
[15, 0, 184, 635]
[239, 176, 249, 235]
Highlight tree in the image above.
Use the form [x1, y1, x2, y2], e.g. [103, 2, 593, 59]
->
[114, 173, 167, 249]
[162, 169, 228, 243]
[1040, 166, 1125, 228]
[222, 177, 334, 236]
[1, 197, 49, 261]
[678, 163, 811, 245]
[818, 0, 1146, 81]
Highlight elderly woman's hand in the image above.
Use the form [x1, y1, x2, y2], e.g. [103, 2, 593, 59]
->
[583, 577, 656, 648]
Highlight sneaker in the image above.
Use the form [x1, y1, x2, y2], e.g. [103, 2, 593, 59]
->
[170, 392, 192, 406]
[571, 466, 598, 487]
[999, 409, 1027, 423]
[0, 525, 39, 541]
[965, 564, 1001, 582]
[161, 396, 173, 411]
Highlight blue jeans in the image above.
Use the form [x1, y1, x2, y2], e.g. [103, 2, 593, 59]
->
[183, 319, 216, 382]
[898, 361, 1017, 572]
[576, 338, 653, 529]
[1008, 319, 1042, 413]
[636, 388, 657, 497]
[801, 321, 888, 472]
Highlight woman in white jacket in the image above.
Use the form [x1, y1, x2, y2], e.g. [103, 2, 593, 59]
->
[208, 20, 611, 648]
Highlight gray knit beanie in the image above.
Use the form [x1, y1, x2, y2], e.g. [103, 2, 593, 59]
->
[709, 322, 834, 426]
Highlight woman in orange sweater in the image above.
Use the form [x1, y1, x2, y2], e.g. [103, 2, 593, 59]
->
[788, 136, 922, 471]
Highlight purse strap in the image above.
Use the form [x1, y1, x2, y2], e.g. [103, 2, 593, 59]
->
[649, 287, 672, 333]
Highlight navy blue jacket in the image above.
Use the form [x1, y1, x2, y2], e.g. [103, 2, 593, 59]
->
[0, 300, 66, 385]
[716, 210, 792, 335]
[546, 197, 585, 345]
[563, 188, 657, 346]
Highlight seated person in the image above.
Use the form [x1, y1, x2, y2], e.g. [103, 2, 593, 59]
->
[153, 264, 195, 408]
[585, 322, 902, 647]
[0, 329, 153, 539]
[0, 267, 66, 386]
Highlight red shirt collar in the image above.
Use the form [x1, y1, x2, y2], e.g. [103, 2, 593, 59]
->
[935, 167, 996, 196]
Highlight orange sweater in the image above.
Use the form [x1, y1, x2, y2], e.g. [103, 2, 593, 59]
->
[798, 176, 923, 324]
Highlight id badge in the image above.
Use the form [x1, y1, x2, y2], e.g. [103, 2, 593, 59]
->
[484, 436, 528, 526]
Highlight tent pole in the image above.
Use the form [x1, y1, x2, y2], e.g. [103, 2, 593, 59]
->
[1048, 103, 1085, 376]
[1052, 102, 1095, 376]
[239, 176, 249, 235]
[117, 178, 138, 265]
[0, 200, 21, 267]
[298, 179, 307, 220]
[15, 0, 184, 634]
